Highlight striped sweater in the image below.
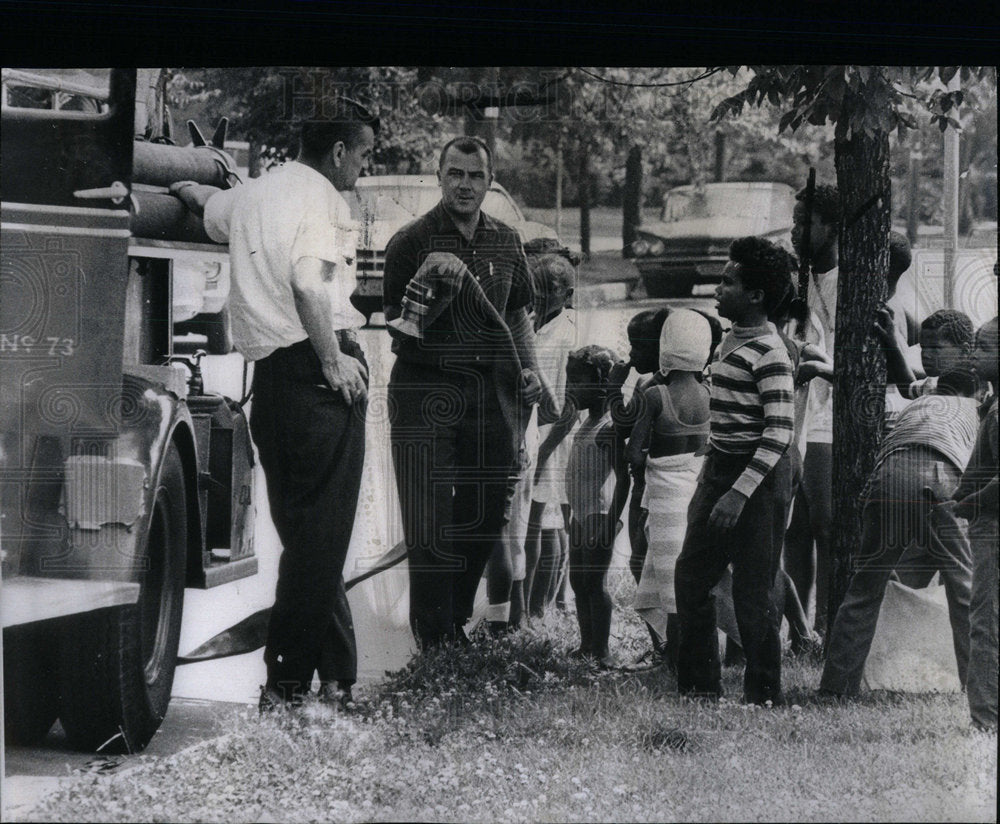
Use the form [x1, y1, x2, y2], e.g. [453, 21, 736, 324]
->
[708, 323, 795, 498]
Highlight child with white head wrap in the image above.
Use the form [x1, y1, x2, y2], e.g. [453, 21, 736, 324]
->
[657, 308, 715, 377]
[630, 308, 714, 667]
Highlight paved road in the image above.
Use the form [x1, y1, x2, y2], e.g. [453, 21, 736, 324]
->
[3, 293, 713, 814]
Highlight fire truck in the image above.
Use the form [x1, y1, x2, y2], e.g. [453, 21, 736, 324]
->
[1, 68, 257, 752]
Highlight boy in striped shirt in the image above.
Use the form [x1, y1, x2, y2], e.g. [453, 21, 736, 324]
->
[675, 236, 795, 706]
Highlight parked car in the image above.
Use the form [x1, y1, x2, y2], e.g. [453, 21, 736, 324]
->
[349, 175, 560, 323]
[625, 182, 796, 298]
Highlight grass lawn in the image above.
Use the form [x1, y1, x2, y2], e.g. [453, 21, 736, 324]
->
[24, 573, 996, 823]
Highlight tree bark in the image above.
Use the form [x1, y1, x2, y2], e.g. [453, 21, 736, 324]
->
[828, 128, 892, 630]
[248, 136, 263, 178]
[623, 145, 642, 253]
[714, 131, 727, 182]
[464, 106, 497, 161]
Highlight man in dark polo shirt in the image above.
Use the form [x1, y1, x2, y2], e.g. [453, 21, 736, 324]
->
[383, 136, 554, 648]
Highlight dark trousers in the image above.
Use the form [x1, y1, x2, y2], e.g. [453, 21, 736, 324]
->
[968, 515, 999, 729]
[820, 447, 972, 695]
[675, 449, 792, 704]
[389, 359, 518, 647]
[249, 337, 367, 698]
[783, 442, 833, 633]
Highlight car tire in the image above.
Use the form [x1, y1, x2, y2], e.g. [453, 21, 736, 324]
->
[642, 273, 695, 299]
[57, 443, 187, 753]
[2, 623, 60, 745]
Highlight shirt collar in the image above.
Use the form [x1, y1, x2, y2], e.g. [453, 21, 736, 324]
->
[283, 161, 354, 212]
[720, 321, 779, 359]
[429, 200, 497, 236]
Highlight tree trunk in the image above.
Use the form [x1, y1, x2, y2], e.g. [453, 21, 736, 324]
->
[248, 136, 263, 178]
[828, 128, 892, 631]
[714, 131, 727, 182]
[464, 106, 497, 162]
[579, 148, 591, 261]
[623, 145, 642, 253]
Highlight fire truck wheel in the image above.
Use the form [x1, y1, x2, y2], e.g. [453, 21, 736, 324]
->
[2, 623, 60, 745]
[58, 442, 187, 753]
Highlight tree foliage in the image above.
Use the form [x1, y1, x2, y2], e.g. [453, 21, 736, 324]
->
[503, 67, 835, 209]
[710, 66, 996, 142]
[169, 67, 446, 175]
[706, 64, 997, 631]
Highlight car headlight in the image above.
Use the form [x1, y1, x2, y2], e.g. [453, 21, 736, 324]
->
[648, 239, 665, 256]
[631, 239, 649, 256]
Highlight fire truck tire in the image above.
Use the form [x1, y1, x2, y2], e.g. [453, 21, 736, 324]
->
[2, 623, 60, 745]
[57, 443, 187, 753]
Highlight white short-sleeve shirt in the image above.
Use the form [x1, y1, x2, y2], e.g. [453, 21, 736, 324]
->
[804, 266, 838, 443]
[205, 162, 365, 361]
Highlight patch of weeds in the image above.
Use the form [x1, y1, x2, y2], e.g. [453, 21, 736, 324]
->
[637, 721, 695, 753]
[375, 628, 598, 709]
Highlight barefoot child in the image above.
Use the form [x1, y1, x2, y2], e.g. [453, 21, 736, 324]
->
[539, 345, 630, 667]
[608, 309, 672, 588]
[628, 309, 713, 672]
[523, 249, 578, 620]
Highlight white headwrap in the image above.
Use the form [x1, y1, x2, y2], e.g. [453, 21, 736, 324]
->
[658, 308, 713, 375]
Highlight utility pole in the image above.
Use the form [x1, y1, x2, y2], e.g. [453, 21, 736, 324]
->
[555, 132, 563, 239]
[942, 75, 961, 308]
[906, 142, 920, 247]
[623, 145, 642, 252]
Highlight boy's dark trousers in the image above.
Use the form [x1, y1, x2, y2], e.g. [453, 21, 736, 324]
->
[675, 448, 793, 704]
[250, 336, 368, 699]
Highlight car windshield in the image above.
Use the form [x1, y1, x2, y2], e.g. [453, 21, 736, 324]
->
[662, 187, 787, 223]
